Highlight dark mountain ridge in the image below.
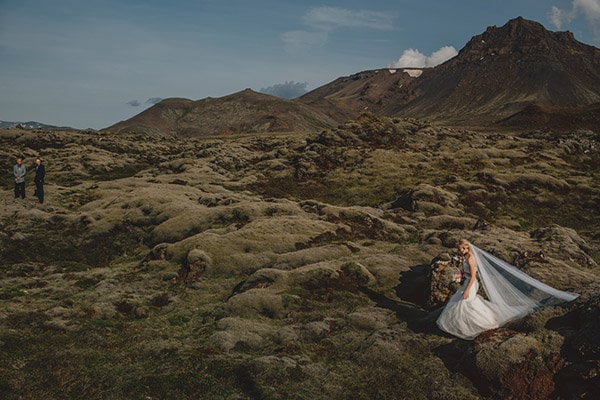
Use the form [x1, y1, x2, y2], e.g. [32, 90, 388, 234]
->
[386, 17, 600, 124]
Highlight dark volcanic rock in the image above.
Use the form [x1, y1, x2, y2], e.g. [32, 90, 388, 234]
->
[390, 189, 418, 211]
[428, 253, 464, 308]
[473, 329, 565, 400]
[179, 249, 212, 286]
[552, 293, 600, 399]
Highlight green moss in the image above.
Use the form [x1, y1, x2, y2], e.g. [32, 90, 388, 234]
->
[0, 329, 241, 400]
[167, 314, 191, 326]
[0, 220, 148, 268]
[6, 311, 50, 329]
[331, 342, 481, 400]
[74, 278, 100, 290]
[0, 121, 597, 400]
[0, 286, 27, 300]
[58, 188, 101, 209]
[92, 163, 149, 181]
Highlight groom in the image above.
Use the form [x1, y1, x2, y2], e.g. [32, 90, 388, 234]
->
[34, 157, 46, 204]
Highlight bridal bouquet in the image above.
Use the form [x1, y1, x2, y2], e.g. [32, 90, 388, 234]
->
[452, 271, 463, 283]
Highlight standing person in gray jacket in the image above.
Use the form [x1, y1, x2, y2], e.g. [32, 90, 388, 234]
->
[13, 157, 26, 199]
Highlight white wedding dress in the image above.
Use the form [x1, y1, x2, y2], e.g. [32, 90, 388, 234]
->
[436, 244, 578, 340]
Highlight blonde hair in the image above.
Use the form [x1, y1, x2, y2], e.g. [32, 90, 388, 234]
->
[458, 239, 470, 248]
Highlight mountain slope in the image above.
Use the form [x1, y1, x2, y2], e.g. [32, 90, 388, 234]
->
[105, 89, 338, 137]
[497, 101, 600, 130]
[390, 17, 600, 124]
[299, 68, 426, 121]
[300, 17, 600, 128]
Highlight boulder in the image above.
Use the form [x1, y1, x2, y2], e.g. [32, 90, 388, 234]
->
[429, 253, 464, 307]
[178, 249, 212, 285]
[472, 329, 565, 400]
[553, 293, 600, 399]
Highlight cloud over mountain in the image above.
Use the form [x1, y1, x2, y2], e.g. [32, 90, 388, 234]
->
[127, 98, 162, 107]
[260, 81, 309, 99]
[389, 46, 457, 68]
[146, 97, 162, 105]
[550, 0, 600, 41]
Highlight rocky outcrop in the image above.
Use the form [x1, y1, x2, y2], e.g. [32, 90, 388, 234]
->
[554, 291, 600, 399]
[428, 253, 464, 308]
[179, 249, 212, 286]
[471, 329, 565, 400]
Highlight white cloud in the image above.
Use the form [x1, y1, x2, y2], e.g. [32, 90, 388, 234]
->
[576, 0, 600, 18]
[550, 6, 572, 29]
[303, 6, 396, 31]
[549, 0, 600, 38]
[260, 81, 309, 99]
[146, 97, 162, 105]
[391, 49, 427, 68]
[427, 46, 458, 66]
[389, 46, 458, 68]
[283, 6, 396, 54]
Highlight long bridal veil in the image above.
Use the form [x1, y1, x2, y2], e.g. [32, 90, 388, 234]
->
[470, 244, 579, 325]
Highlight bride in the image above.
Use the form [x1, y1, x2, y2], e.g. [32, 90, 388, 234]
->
[436, 239, 578, 340]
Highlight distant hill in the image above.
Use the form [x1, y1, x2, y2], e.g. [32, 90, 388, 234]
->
[105, 89, 338, 137]
[0, 120, 73, 130]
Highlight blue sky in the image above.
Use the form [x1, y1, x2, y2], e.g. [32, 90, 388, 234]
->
[1, 0, 599, 129]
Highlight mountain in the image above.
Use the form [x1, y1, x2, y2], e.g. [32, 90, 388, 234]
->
[391, 17, 600, 124]
[300, 17, 600, 127]
[105, 89, 338, 137]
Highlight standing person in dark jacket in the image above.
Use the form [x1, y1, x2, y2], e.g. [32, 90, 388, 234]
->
[34, 157, 45, 204]
[13, 157, 26, 199]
